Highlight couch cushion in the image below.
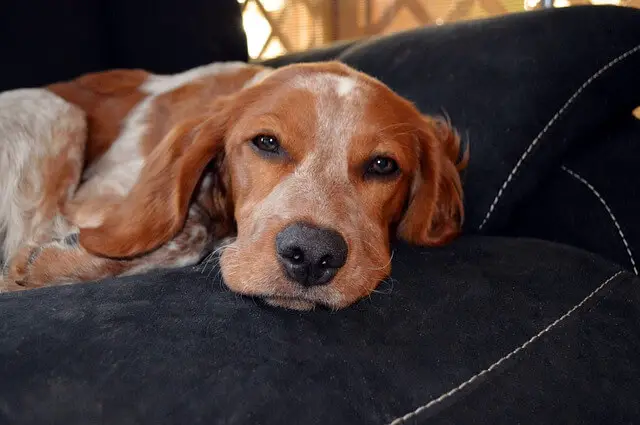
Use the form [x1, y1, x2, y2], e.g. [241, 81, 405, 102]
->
[505, 114, 640, 275]
[1, 237, 637, 424]
[257, 39, 360, 67]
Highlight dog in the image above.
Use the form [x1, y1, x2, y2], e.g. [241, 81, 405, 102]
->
[0, 61, 467, 310]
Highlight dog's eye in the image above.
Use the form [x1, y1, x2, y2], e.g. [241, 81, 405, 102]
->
[251, 135, 280, 154]
[366, 156, 399, 176]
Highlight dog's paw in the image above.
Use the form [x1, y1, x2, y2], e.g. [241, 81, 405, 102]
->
[2, 234, 94, 290]
[2, 243, 41, 290]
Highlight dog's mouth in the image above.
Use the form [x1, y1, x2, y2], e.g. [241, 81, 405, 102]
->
[215, 238, 379, 311]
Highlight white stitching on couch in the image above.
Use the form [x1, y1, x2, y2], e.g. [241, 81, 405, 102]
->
[562, 166, 638, 275]
[387, 270, 624, 425]
[478, 44, 640, 231]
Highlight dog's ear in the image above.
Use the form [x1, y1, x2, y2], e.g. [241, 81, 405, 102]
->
[78, 106, 232, 258]
[397, 116, 468, 246]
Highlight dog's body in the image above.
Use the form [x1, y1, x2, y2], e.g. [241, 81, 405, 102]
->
[0, 61, 466, 310]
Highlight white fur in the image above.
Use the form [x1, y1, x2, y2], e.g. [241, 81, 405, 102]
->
[294, 72, 364, 179]
[0, 89, 85, 263]
[76, 97, 152, 199]
[291, 73, 358, 98]
[142, 62, 250, 95]
[336, 76, 357, 97]
[243, 68, 275, 88]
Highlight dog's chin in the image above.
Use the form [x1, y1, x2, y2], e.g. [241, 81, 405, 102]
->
[262, 296, 317, 311]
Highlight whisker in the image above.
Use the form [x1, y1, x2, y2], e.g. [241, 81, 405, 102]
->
[196, 239, 238, 276]
[375, 123, 421, 141]
[346, 233, 392, 272]
[366, 248, 395, 272]
[375, 122, 414, 135]
[437, 107, 452, 126]
[373, 276, 396, 295]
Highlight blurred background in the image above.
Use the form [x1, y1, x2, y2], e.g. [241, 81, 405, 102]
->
[1, 0, 638, 92]
[238, 0, 640, 60]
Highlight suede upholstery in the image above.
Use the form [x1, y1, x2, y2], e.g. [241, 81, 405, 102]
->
[1, 5, 640, 425]
[1, 238, 637, 424]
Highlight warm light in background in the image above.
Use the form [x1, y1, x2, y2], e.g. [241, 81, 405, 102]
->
[238, 0, 286, 59]
[589, 0, 621, 4]
[238, 0, 635, 60]
[524, 0, 541, 9]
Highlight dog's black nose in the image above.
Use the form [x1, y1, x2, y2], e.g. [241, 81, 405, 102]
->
[275, 222, 348, 287]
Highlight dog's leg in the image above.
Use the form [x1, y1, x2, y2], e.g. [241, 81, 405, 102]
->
[2, 206, 213, 291]
[0, 89, 86, 273]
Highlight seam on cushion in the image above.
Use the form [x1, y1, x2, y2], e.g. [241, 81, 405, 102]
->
[562, 166, 638, 275]
[387, 270, 624, 425]
[478, 44, 640, 231]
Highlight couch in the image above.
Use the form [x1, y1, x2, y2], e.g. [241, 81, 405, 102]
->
[1, 4, 639, 424]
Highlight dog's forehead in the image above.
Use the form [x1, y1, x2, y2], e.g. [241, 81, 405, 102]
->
[283, 71, 408, 134]
[290, 73, 368, 173]
[289, 72, 359, 98]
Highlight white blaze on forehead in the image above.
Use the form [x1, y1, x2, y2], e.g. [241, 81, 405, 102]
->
[336, 76, 357, 97]
[291, 72, 366, 180]
[290, 73, 358, 98]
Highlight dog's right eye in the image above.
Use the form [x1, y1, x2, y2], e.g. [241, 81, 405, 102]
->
[251, 135, 281, 154]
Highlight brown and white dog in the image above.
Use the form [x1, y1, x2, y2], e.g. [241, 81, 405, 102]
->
[0, 61, 467, 310]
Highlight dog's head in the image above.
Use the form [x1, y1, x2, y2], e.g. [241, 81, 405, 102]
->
[79, 61, 467, 310]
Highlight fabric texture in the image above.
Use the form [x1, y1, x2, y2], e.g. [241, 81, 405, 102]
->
[1, 237, 638, 425]
[1, 5, 640, 425]
[505, 114, 640, 275]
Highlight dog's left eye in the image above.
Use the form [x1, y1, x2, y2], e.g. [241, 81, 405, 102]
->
[366, 156, 399, 176]
[251, 135, 280, 154]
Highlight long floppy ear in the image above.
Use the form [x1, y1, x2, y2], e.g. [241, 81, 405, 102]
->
[78, 113, 230, 258]
[397, 116, 468, 246]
